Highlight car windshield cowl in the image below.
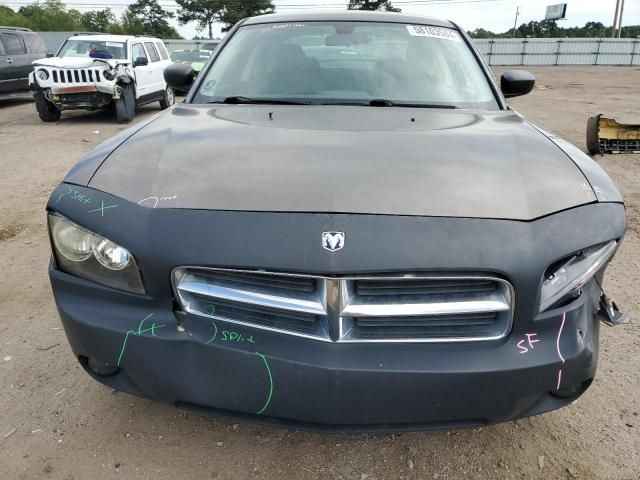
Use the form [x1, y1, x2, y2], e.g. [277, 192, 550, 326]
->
[192, 21, 498, 110]
[209, 96, 313, 105]
[207, 96, 459, 108]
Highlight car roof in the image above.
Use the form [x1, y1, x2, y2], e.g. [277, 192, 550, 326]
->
[242, 11, 455, 28]
[68, 34, 162, 43]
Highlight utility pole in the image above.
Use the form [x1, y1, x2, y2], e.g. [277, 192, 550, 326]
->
[617, 0, 626, 38]
[611, 0, 621, 38]
[512, 5, 519, 38]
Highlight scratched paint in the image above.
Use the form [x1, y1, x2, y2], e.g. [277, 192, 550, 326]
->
[116, 313, 166, 367]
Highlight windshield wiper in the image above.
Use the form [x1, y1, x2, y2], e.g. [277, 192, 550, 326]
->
[367, 99, 458, 109]
[210, 96, 311, 105]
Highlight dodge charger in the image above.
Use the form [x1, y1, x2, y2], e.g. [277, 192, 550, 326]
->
[47, 11, 628, 430]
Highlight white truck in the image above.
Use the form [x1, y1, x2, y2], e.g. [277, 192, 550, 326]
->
[29, 34, 175, 123]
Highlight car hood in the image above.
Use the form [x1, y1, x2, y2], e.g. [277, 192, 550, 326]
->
[84, 104, 595, 220]
[33, 56, 125, 69]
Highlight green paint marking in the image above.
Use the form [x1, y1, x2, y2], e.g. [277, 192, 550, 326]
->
[88, 201, 118, 216]
[137, 313, 154, 334]
[206, 321, 218, 344]
[54, 186, 73, 205]
[116, 331, 133, 367]
[256, 352, 273, 415]
[115, 314, 165, 367]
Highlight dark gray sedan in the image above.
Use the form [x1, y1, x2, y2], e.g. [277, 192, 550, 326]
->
[47, 11, 627, 430]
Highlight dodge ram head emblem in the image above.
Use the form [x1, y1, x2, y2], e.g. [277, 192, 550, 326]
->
[322, 232, 345, 252]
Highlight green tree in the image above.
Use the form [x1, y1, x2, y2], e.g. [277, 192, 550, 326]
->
[218, 0, 274, 33]
[122, 0, 181, 38]
[347, 0, 400, 13]
[175, 0, 223, 39]
[18, 0, 83, 31]
[81, 8, 117, 33]
[467, 28, 498, 39]
[0, 6, 29, 27]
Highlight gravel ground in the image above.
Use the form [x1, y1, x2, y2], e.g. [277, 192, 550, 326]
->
[0, 67, 639, 479]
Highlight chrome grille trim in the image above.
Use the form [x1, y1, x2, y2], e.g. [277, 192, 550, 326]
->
[177, 275, 327, 316]
[172, 267, 515, 343]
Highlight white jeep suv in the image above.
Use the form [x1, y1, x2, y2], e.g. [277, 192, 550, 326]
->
[29, 34, 175, 123]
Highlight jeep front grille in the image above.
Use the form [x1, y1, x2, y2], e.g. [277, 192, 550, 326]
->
[173, 268, 514, 343]
[51, 68, 102, 84]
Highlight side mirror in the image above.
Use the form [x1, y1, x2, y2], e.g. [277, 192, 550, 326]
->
[501, 70, 535, 98]
[133, 56, 148, 67]
[164, 62, 194, 91]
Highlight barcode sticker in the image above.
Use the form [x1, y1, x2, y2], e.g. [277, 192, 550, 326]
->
[406, 26, 463, 43]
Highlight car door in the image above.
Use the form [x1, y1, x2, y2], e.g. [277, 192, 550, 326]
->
[131, 42, 152, 99]
[143, 41, 163, 95]
[0, 32, 30, 93]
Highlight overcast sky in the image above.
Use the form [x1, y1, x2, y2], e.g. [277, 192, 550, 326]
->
[172, 0, 640, 39]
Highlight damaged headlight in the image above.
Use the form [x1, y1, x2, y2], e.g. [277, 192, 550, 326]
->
[540, 240, 618, 311]
[36, 69, 49, 81]
[48, 214, 144, 294]
[102, 69, 116, 81]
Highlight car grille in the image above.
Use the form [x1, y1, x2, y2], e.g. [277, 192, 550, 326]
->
[51, 68, 103, 84]
[173, 268, 514, 343]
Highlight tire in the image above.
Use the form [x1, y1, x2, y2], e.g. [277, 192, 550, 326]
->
[33, 88, 61, 122]
[115, 83, 136, 123]
[586, 114, 602, 156]
[159, 86, 175, 110]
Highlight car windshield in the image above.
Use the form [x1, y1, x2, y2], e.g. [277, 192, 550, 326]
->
[58, 39, 127, 60]
[193, 21, 498, 109]
[171, 50, 211, 63]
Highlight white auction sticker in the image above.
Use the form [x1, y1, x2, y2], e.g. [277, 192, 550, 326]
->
[106, 42, 123, 47]
[406, 25, 462, 43]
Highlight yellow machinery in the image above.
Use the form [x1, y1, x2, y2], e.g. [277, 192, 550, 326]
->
[587, 115, 640, 155]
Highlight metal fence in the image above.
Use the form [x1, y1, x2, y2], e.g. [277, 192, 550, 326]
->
[163, 39, 221, 53]
[474, 38, 640, 66]
[37, 33, 640, 66]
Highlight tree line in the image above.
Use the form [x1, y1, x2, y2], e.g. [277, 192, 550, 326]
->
[468, 19, 640, 39]
[0, 0, 275, 39]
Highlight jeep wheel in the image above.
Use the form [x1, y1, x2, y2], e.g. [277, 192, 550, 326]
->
[33, 89, 61, 122]
[159, 86, 175, 110]
[115, 84, 136, 123]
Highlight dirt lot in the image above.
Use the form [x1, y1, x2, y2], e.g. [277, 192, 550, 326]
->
[1, 67, 639, 479]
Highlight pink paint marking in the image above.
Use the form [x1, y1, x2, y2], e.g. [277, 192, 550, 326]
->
[556, 369, 563, 391]
[525, 333, 540, 348]
[556, 312, 566, 364]
[517, 339, 528, 354]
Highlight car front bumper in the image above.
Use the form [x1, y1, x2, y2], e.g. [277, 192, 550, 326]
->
[52, 265, 602, 431]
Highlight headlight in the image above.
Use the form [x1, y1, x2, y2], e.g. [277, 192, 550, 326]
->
[540, 240, 618, 311]
[102, 69, 116, 81]
[48, 214, 144, 294]
[36, 69, 49, 81]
